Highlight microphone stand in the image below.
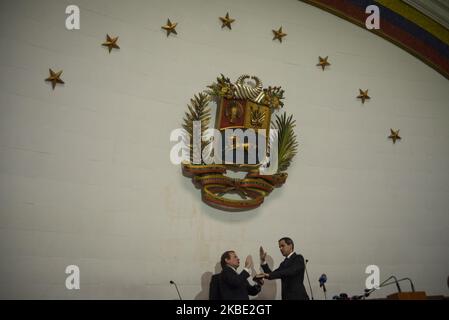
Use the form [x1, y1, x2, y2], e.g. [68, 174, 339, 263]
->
[170, 280, 182, 300]
[398, 277, 415, 292]
[305, 259, 314, 300]
[321, 284, 327, 300]
[381, 278, 415, 292]
[391, 275, 402, 293]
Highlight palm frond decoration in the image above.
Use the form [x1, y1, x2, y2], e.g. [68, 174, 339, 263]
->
[250, 107, 266, 128]
[182, 93, 211, 164]
[273, 112, 298, 173]
[206, 74, 234, 98]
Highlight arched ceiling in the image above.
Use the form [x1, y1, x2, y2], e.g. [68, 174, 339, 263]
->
[300, 0, 449, 79]
[404, 0, 449, 30]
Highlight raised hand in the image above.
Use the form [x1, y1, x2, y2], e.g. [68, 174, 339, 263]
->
[245, 255, 253, 269]
[259, 246, 267, 263]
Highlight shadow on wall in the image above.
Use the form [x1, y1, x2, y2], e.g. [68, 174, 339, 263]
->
[194, 262, 222, 300]
[194, 257, 277, 300]
[194, 271, 214, 300]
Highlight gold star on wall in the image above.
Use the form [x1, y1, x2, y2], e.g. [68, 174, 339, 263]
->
[219, 12, 235, 30]
[357, 89, 370, 103]
[317, 56, 331, 71]
[388, 129, 402, 144]
[102, 34, 120, 53]
[272, 27, 287, 43]
[162, 19, 178, 37]
[45, 69, 64, 90]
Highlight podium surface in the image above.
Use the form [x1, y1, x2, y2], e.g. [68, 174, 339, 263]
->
[387, 292, 427, 300]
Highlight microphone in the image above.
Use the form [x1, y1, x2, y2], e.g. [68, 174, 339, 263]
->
[319, 274, 327, 290]
[304, 259, 314, 300]
[319, 274, 327, 299]
[170, 280, 182, 300]
[398, 277, 415, 292]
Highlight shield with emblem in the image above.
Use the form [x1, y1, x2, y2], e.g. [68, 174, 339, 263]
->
[215, 97, 271, 165]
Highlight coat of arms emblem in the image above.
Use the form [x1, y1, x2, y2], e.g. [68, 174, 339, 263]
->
[180, 74, 298, 211]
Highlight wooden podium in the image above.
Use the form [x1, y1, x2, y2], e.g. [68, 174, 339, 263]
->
[387, 292, 427, 300]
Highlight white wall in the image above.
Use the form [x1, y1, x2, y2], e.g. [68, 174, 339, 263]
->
[0, 0, 448, 299]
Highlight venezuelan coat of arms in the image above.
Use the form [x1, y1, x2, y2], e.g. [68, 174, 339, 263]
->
[181, 74, 298, 211]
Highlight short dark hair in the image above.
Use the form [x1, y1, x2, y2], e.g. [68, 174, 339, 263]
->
[279, 237, 294, 249]
[220, 250, 235, 268]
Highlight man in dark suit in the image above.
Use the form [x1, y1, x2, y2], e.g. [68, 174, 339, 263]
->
[258, 237, 309, 300]
[212, 250, 262, 300]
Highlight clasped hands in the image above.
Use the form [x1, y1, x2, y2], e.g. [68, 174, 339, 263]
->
[243, 255, 265, 285]
[243, 246, 270, 285]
